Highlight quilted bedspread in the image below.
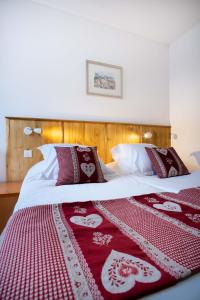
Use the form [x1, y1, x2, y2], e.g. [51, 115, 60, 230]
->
[0, 188, 200, 299]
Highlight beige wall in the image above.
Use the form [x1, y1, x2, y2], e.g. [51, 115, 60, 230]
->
[0, 0, 169, 181]
[170, 23, 200, 171]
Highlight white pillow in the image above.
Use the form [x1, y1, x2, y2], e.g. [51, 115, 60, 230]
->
[111, 143, 155, 175]
[38, 143, 111, 179]
[23, 161, 47, 182]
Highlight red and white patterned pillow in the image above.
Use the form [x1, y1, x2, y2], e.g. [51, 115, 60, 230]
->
[55, 146, 106, 185]
[145, 147, 189, 178]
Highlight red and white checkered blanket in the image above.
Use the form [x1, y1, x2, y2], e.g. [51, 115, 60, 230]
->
[1, 188, 200, 299]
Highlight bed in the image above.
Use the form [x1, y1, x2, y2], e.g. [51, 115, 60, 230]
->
[1, 117, 200, 299]
[1, 160, 200, 300]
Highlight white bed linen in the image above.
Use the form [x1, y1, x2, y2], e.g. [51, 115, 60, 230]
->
[141, 272, 200, 300]
[14, 163, 200, 300]
[135, 171, 200, 193]
[15, 173, 163, 212]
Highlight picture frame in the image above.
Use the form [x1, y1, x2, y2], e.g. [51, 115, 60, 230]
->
[86, 60, 123, 98]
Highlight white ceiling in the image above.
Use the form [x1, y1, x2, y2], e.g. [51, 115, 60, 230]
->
[32, 0, 200, 44]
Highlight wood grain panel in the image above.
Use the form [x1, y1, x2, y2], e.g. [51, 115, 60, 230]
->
[83, 123, 106, 162]
[63, 122, 85, 145]
[106, 124, 141, 162]
[7, 119, 63, 181]
[6, 117, 171, 181]
[141, 125, 171, 148]
[64, 122, 107, 161]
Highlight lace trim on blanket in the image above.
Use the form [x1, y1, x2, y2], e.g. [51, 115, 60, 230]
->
[53, 205, 103, 300]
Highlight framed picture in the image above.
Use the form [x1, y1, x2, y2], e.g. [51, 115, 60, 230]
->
[86, 60, 123, 98]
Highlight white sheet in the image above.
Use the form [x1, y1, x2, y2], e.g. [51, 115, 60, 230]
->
[135, 171, 200, 193]
[15, 173, 163, 212]
[141, 272, 200, 300]
[14, 163, 200, 300]
[16, 164, 200, 212]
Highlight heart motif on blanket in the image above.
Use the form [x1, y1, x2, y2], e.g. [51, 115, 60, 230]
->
[153, 201, 182, 212]
[70, 214, 103, 228]
[101, 250, 161, 294]
[81, 163, 95, 177]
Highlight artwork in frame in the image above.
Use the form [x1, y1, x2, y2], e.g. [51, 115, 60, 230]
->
[86, 60, 123, 98]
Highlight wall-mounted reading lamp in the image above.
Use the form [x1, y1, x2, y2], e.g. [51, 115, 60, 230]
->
[23, 127, 42, 158]
[143, 131, 153, 139]
[24, 127, 42, 135]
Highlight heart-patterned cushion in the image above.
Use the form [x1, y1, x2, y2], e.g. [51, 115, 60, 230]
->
[153, 201, 182, 212]
[101, 250, 161, 294]
[70, 214, 103, 228]
[145, 147, 189, 178]
[55, 146, 106, 185]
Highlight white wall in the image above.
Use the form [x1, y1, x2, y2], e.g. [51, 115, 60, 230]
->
[0, 0, 169, 181]
[170, 24, 200, 171]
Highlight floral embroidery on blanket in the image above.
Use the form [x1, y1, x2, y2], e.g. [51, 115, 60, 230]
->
[93, 232, 112, 246]
[144, 197, 160, 203]
[185, 214, 200, 223]
[73, 206, 87, 214]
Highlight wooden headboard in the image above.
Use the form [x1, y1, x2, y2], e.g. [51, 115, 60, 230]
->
[6, 117, 171, 181]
